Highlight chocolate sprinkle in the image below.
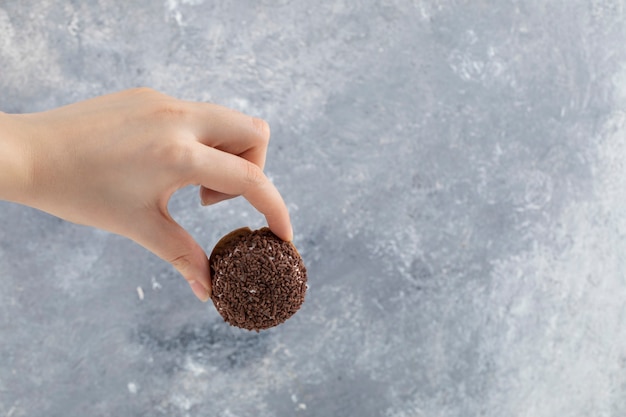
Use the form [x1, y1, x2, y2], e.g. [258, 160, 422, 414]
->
[209, 227, 308, 331]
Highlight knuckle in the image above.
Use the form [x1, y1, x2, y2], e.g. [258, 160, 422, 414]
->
[251, 117, 271, 143]
[169, 253, 192, 272]
[242, 160, 265, 189]
[125, 87, 164, 102]
[152, 100, 190, 120]
[130, 86, 157, 96]
[133, 89, 190, 124]
[152, 139, 195, 171]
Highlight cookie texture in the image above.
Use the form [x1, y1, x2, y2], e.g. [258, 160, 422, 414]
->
[209, 227, 307, 331]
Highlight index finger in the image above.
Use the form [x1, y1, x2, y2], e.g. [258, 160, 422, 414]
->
[186, 101, 270, 168]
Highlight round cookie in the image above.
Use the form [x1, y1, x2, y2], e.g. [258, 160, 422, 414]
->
[209, 227, 307, 331]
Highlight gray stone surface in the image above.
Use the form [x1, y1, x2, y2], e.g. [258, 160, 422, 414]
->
[2, 1, 626, 416]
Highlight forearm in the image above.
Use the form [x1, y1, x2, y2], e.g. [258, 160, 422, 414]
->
[0, 112, 33, 204]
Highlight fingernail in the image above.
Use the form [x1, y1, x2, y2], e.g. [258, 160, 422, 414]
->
[189, 280, 210, 302]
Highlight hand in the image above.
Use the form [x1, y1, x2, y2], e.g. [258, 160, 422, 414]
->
[1, 88, 293, 301]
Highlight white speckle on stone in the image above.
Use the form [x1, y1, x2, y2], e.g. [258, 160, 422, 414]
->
[127, 382, 138, 394]
[67, 13, 79, 36]
[171, 393, 193, 412]
[614, 64, 626, 106]
[230, 97, 250, 112]
[136, 286, 144, 301]
[151, 276, 162, 291]
[184, 357, 208, 377]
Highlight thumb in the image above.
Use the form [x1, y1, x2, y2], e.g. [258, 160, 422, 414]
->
[130, 212, 211, 302]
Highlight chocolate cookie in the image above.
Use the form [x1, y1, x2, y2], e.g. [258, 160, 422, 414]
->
[209, 227, 307, 331]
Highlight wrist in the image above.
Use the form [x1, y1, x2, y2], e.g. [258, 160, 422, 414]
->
[0, 112, 35, 204]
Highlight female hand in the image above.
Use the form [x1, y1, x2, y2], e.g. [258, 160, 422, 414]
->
[0, 88, 293, 301]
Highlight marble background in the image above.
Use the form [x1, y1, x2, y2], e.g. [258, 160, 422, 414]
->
[2, 1, 626, 416]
